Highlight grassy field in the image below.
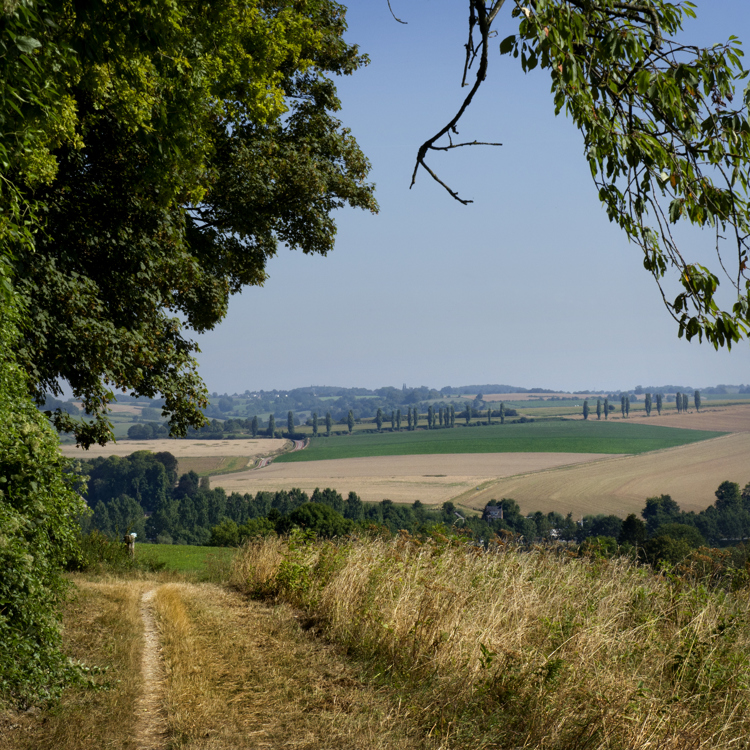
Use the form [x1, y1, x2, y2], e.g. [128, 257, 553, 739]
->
[274, 420, 724, 463]
[140, 544, 235, 573]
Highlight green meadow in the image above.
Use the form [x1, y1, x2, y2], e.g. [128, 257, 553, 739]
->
[139, 543, 236, 572]
[275, 420, 725, 463]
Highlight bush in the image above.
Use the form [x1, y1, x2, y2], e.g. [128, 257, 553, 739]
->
[0, 308, 89, 705]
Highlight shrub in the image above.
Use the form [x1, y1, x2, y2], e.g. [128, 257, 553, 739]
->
[0, 308, 89, 705]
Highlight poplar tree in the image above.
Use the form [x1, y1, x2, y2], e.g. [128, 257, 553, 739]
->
[391, 410, 395, 430]
[487, 407, 492, 425]
[465, 404, 471, 425]
[604, 398, 609, 420]
[694, 390, 701, 411]
[656, 394, 663, 415]
[325, 411, 332, 437]
[450, 405, 456, 427]
[376, 408, 383, 431]
[427, 405, 434, 428]
[596, 399, 601, 420]
[500, 402, 505, 424]
[645, 393, 652, 416]
[312, 412, 318, 437]
[407, 408, 413, 431]
[287, 411, 294, 437]
[251, 415, 258, 437]
[625, 396, 630, 416]
[676, 392, 682, 413]
[583, 400, 589, 420]
[396, 408, 402, 431]
[347, 410, 354, 434]
[621, 396, 626, 417]
[683, 393, 690, 412]
[439, 407, 444, 427]
[268, 414, 276, 437]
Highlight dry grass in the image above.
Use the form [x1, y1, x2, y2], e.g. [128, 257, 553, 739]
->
[0, 579, 146, 750]
[60, 438, 287, 459]
[462, 432, 750, 517]
[232, 535, 750, 750]
[213, 452, 610, 505]
[154, 582, 432, 749]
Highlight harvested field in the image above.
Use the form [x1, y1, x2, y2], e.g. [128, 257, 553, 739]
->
[211, 452, 613, 505]
[461, 433, 750, 518]
[60, 437, 288, 459]
[624, 403, 750, 432]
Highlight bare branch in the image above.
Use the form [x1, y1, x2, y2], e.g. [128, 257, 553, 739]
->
[387, 0, 407, 24]
[431, 139, 503, 151]
[411, 0, 504, 202]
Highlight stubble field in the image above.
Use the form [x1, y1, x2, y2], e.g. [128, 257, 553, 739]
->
[461, 432, 750, 518]
[212, 452, 613, 505]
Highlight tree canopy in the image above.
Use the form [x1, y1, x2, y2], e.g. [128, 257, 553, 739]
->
[3, 0, 376, 447]
[410, 0, 750, 349]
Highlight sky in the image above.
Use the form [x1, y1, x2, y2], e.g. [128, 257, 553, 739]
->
[194, 0, 750, 395]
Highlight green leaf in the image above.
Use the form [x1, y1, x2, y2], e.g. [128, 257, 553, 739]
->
[500, 35, 515, 55]
[15, 36, 41, 54]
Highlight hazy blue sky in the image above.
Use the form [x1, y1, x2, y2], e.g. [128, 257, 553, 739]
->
[195, 0, 750, 394]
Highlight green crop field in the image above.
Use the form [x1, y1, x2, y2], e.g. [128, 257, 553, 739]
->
[274, 420, 725, 463]
[139, 543, 236, 572]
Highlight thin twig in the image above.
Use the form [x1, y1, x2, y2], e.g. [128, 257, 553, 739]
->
[387, 0, 407, 24]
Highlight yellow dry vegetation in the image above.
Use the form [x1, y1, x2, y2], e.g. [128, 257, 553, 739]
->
[212, 452, 611, 505]
[461, 432, 750, 518]
[2, 578, 429, 750]
[153, 582, 429, 749]
[233, 536, 750, 750]
[0, 579, 146, 750]
[60, 438, 288, 459]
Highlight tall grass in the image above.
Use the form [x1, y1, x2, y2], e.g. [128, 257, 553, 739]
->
[232, 534, 750, 749]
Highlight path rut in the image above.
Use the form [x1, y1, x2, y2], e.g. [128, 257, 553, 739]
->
[135, 588, 167, 749]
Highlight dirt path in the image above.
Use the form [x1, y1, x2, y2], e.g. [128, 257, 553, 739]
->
[256, 437, 307, 469]
[135, 588, 167, 750]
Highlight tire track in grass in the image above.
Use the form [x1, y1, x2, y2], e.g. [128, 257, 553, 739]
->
[135, 588, 167, 750]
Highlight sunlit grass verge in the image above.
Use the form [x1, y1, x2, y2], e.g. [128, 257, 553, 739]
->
[0, 580, 145, 750]
[153, 582, 430, 749]
[231, 534, 750, 750]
